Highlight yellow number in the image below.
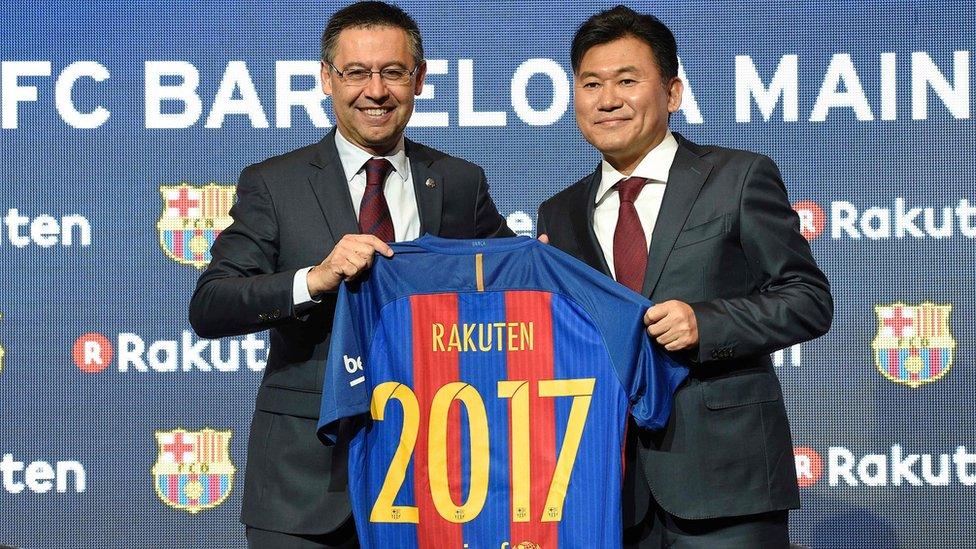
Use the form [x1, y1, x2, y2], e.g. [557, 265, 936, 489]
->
[497, 380, 531, 522]
[369, 382, 420, 523]
[368, 377, 596, 525]
[538, 378, 596, 522]
[428, 382, 490, 523]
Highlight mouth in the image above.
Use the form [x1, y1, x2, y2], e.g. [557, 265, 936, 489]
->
[358, 106, 395, 120]
[594, 117, 630, 126]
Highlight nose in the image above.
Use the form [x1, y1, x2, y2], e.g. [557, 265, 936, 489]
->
[597, 84, 623, 111]
[363, 72, 391, 102]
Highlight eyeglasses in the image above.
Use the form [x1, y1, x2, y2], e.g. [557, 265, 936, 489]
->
[326, 61, 420, 85]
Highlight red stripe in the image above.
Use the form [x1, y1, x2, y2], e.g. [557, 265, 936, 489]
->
[167, 474, 179, 502]
[929, 348, 941, 376]
[506, 291, 558, 548]
[888, 348, 899, 377]
[173, 230, 184, 257]
[209, 473, 220, 503]
[410, 294, 463, 547]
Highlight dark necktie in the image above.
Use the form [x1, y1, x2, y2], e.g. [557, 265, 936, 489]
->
[359, 158, 395, 242]
[613, 177, 649, 293]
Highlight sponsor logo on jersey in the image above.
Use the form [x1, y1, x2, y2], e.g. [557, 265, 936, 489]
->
[151, 428, 235, 513]
[871, 302, 955, 388]
[795, 445, 976, 487]
[157, 183, 235, 269]
[72, 331, 267, 373]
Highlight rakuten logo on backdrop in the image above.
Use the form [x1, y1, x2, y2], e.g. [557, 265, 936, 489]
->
[72, 331, 267, 373]
[1, 454, 86, 494]
[793, 198, 976, 241]
[794, 445, 976, 487]
[0, 208, 91, 248]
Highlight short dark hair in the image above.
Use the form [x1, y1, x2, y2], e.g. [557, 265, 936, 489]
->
[321, 1, 424, 65]
[571, 5, 678, 83]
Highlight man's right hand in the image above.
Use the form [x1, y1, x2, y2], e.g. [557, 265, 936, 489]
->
[307, 234, 394, 295]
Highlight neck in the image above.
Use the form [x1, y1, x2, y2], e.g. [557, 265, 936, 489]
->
[604, 132, 667, 175]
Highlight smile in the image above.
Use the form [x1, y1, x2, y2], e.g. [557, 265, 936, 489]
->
[360, 107, 394, 118]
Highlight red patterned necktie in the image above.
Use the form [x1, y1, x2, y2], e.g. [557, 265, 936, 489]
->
[613, 177, 649, 293]
[359, 158, 395, 242]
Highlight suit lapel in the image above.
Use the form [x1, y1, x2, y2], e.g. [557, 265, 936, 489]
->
[407, 140, 443, 236]
[576, 168, 612, 276]
[641, 138, 712, 296]
[308, 131, 359, 240]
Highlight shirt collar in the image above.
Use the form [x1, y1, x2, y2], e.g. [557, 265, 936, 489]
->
[596, 130, 678, 205]
[334, 129, 409, 184]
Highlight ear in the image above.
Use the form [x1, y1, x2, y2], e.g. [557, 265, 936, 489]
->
[667, 77, 683, 114]
[413, 60, 427, 96]
[321, 61, 333, 96]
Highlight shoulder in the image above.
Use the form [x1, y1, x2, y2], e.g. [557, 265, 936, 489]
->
[407, 139, 484, 177]
[676, 133, 776, 175]
[242, 142, 320, 180]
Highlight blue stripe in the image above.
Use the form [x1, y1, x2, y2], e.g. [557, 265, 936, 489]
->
[458, 292, 510, 546]
[355, 296, 418, 549]
[177, 474, 188, 506]
[550, 293, 627, 547]
[199, 474, 211, 505]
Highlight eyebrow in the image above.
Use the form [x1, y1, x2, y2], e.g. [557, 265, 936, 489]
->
[578, 66, 640, 79]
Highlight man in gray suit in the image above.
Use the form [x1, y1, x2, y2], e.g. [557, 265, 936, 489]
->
[189, 2, 512, 547]
[537, 6, 832, 547]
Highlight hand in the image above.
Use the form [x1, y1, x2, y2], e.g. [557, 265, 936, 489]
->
[537, 234, 549, 244]
[644, 300, 699, 351]
[307, 234, 394, 295]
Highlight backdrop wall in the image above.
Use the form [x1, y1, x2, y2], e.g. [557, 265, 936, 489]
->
[1, 1, 973, 547]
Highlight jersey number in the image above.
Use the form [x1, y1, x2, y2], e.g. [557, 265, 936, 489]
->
[369, 378, 596, 524]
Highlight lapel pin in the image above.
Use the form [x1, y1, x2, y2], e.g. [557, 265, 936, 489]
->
[425, 178, 436, 189]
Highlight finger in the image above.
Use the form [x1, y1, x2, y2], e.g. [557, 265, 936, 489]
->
[356, 234, 394, 257]
[644, 305, 668, 324]
[647, 319, 674, 337]
[665, 340, 685, 351]
[537, 233, 549, 244]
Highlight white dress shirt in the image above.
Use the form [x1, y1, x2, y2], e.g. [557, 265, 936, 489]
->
[293, 130, 422, 305]
[592, 131, 678, 279]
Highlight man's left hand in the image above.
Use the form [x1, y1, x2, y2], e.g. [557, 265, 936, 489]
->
[644, 300, 699, 351]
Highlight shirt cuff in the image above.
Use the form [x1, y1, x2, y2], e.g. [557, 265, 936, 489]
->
[293, 266, 321, 306]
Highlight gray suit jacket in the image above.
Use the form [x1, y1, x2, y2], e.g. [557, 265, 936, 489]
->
[537, 133, 832, 521]
[189, 130, 512, 534]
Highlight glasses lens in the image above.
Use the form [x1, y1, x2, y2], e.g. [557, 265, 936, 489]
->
[380, 68, 410, 83]
[343, 68, 371, 83]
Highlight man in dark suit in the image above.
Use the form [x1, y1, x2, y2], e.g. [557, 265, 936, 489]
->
[537, 6, 832, 547]
[188, 2, 511, 547]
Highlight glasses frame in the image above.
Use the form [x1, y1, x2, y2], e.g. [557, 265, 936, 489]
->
[326, 61, 421, 86]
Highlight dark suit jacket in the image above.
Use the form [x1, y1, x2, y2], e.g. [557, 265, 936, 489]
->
[188, 130, 512, 535]
[537, 133, 832, 521]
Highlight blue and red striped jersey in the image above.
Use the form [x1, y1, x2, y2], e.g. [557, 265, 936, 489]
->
[318, 235, 688, 548]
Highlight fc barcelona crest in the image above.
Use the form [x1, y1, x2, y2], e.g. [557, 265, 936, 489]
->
[158, 183, 236, 269]
[871, 302, 955, 388]
[152, 428, 235, 514]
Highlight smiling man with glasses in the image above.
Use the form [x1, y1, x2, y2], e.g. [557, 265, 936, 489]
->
[188, 2, 512, 547]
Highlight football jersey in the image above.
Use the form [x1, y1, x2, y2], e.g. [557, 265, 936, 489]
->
[318, 235, 688, 549]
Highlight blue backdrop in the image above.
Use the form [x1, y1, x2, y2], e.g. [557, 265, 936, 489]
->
[1, 1, 973, 547]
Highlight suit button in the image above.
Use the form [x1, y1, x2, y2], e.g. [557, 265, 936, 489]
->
[711, 349, 720, 359]
[271, 308, 281, 319]
[258, 313, 268, 322]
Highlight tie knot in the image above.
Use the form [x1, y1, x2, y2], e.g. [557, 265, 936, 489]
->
[365, 158, 393, 187]
[616, 177, 648, 204]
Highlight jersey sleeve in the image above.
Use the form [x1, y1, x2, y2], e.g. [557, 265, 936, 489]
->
[317, 280, 375, 445]
[629, 333, 689, 430]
